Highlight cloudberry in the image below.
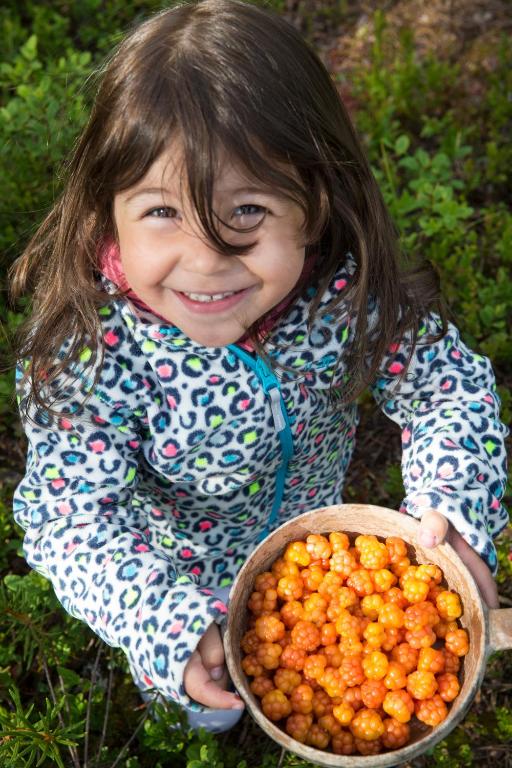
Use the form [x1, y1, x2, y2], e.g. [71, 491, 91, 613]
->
[354, 736, 382, 755]
[277, 575, 303, 602]
[250, 676, 274, 698]
[415, 694, 448, 726]
[241, 629, 260, 655]
[350, 708, 385, 741]
[339, 635, 364, 656]
[437, 672, 460, 702]
[305, 724, 330, 749]
[361, 679, 387, 709]
[320, 622, 338, 646]
[306, 533, 332, 560]
[381, 627, 404, 652]
[361, 594, 385, 620]
[280, 600, 304, 629]
[386, 536, 408, 563]
[363, 621, 386, 649]
[416, 563, 442, 584]
[373, 568, 397, 592]
[404, 601, 439, 630]
[331, 550, 359, 579]
[391, 642, 419, 674]
[362, 651, 389, 681]
[274, 667, 302, 694]
[442, 648, 461, 674]
[391, 556, 411, 577]
[255, 615, 285, 643]
[436, 590, 462, 620]
[347, 569, 374, 597]
[255, 571, 277, 593]
[303, 654, 327, 681]
[317, 713, 343, 736]
[291, 620, 321, 651]
[445, 628, 469, 656]
[384, 587, 408, 609]
[384, 661, 408, 690]
[242, 654, 264, 677]
[256, 642, 282, 670]
[318, 571, 343, 599]
[407, 670, 438, 700]
[405, 625, 436, 649]
[291, 683, 314, 714]
[284, 540, 311, 567]
[340, 654, 365, 687]
[379, 602, 405, 629]
[319, 666, 346, 698]
[320, 643, 343, 668]
[433, 618, 458, 639]
[300, 565, 325, 592]
[247, 591, 266, 616]
[418, 647, 445, 674]
[303, 593, 328, 625]
[327, 588, 358, 619]
[261, 689, 292, 721]
[403, 577, 430, 603]
[359, 541, 390, 570]
[333, 702, 355, 725]
[329, 531, 350, 552]
[271, 557, 299, 579]
[332, 730, 355, 755]
[312, 688, 333, 718]
[335, 609, 362, 638]
[383, 689, 415, 723]
[382, 717, 410, 749]
[342, 685, 363, 712]
[285, 712, 312, 743]
[279, 644, 306, 671]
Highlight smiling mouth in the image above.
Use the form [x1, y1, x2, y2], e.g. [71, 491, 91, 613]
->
[181, 290, 239, 303]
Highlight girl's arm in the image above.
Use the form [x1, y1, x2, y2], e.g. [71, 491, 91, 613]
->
[369, 313, 509, 601]
[13, 364, 236, 710]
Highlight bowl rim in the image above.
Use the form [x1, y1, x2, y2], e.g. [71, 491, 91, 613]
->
[224, 503, 488, 767]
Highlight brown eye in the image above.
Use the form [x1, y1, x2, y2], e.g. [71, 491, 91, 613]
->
[232, 204, 267, 229]
[146, 206, 177, 218]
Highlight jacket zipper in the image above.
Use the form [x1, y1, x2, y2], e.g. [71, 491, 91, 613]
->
[228, 345, 294, 540]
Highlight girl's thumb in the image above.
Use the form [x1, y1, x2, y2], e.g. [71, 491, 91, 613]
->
[417, 508, 449, 549]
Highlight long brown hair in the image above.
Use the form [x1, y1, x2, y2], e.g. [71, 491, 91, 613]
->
[10, 0, 445, 415]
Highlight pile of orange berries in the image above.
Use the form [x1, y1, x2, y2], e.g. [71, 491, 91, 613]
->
[240, 532, 468, 756]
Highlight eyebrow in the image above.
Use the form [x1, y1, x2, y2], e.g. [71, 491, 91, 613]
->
[124, 184, 276, 203]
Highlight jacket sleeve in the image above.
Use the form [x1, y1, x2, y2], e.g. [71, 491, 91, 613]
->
[12, 361, 227, 710]
[369, 313, 509, 575]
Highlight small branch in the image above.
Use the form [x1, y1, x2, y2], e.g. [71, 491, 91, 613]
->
[94, 647, 114, 766]
[83, 642, 103, 768]
[41, 654, 81, 768]
[108, 707, 151, 768]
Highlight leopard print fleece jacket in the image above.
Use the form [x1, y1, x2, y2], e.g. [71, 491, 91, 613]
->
[13, 260, 509, 711]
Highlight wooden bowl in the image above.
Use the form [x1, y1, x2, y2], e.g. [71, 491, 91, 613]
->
[224, 504, 512, 767]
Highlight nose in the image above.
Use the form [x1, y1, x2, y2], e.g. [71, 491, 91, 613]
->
[177, 220, 233, 276]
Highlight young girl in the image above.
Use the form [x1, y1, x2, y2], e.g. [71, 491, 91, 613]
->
[11, 0, 508, 734]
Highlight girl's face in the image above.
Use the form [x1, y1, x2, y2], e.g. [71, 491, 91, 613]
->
[113, 141, 306, 347]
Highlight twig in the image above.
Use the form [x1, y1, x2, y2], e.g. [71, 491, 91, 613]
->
[94, 647, 114, 766]
[108, 706, 151, 768]
[277, 747, 286, 768]
[41, 654, 81, 768]
[83, 642, 103, 768]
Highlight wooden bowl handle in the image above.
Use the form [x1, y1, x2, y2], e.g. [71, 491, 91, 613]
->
[488, 608, 512, 653]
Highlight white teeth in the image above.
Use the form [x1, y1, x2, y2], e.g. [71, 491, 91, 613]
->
[183, 291, 237, 302]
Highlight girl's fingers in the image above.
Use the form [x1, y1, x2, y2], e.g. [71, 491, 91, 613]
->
[183, 648, 244, 710]
[197, 622, 225, 674]
[447, 528, 500, 608]
[416, 507, 499, 608]
[417, 508, 450, 548]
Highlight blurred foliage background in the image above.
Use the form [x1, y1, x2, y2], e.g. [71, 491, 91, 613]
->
[0, 1, 510, 766]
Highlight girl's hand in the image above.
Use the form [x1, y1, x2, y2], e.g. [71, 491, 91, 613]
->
[417, 508, 499, 608]
[183, 622, 245, 710]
